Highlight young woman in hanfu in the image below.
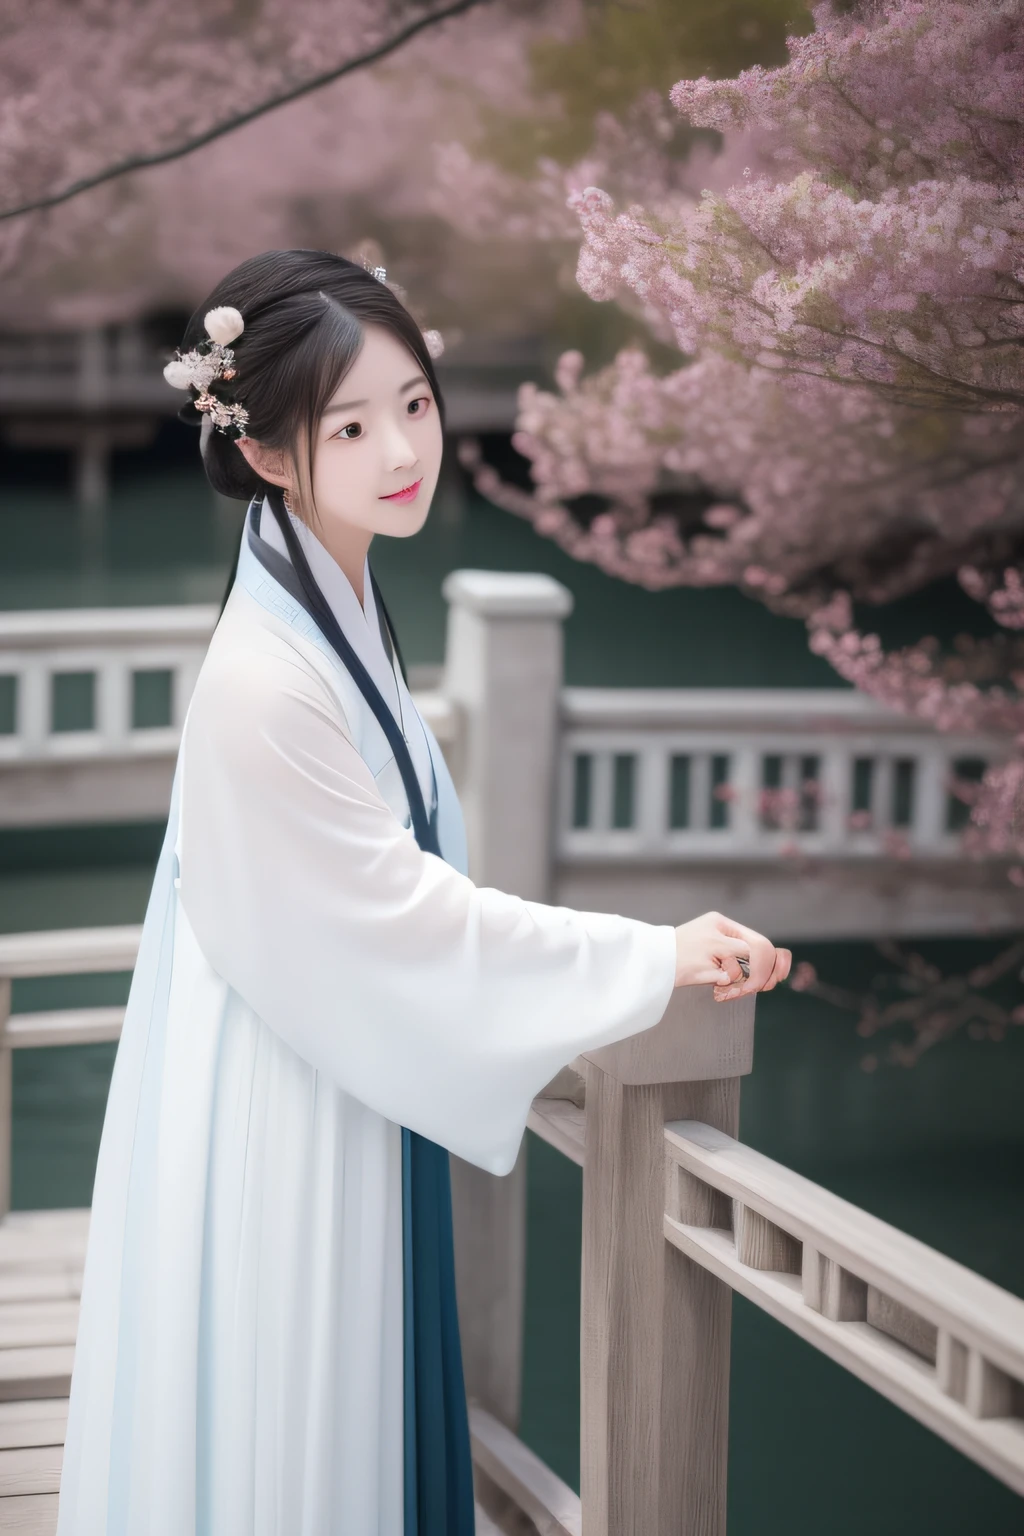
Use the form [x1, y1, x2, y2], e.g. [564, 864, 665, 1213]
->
[56, 248, 791, 1536]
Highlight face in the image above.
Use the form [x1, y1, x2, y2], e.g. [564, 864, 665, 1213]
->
[310, 323, 441, 541]
[238, 321, 443, 557]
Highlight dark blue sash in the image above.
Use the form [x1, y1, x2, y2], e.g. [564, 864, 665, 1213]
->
[248, 493, 475, 1535]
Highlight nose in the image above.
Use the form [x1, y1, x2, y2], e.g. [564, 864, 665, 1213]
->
[382, 412, 418, 472]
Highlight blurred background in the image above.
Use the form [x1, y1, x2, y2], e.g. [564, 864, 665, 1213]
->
[0, 1, 1022, 1531]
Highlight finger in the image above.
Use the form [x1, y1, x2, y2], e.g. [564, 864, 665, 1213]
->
[755, 947, 792, 993]
[712, 934, 758, 960]
[713, 915, 767, 946]
[717, 953, 745, 984]
[717, 965, 771, 1000]
[712, 918, 776, 984]
[741, 939, 776, 991]
[695, 966, 736, 987]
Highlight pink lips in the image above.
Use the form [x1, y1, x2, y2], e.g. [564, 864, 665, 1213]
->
[380, 478, 422, 503]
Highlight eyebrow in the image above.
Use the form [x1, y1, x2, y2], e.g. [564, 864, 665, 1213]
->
[322, 374, 430, 416]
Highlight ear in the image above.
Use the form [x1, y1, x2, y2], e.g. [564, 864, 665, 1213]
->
[235, 436, 293, 492]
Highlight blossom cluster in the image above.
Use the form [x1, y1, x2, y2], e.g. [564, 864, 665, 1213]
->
[454, 0, 1024, 870]
[573, 0, 1023, 413]
[471, 344, 1023, 609]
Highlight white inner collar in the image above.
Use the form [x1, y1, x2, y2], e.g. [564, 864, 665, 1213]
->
[251, 498, 429, 780]
[258, 498, 377, 632]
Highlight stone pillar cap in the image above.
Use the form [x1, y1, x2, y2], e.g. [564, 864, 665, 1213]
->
[441, 569, 574, 619]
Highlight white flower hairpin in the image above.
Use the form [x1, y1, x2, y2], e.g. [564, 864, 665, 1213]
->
[163, 306, 250, 439]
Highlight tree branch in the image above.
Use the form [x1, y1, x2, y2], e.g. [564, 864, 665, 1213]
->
[0, 0, 495, 223]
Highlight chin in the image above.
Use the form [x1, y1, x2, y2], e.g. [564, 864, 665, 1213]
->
[377, 496, 432, 538]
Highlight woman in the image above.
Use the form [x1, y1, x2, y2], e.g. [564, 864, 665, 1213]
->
[57, 248, 790, 1536]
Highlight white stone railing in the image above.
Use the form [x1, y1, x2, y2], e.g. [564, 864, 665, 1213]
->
[1, 599, 1004, 861]
[3, 582, 1018, 944]
[0, 606, 214, 764]
[0, 607, 216, 827]
[558, 688, 1002, 863]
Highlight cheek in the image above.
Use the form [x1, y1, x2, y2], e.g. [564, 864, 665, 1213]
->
[423, 416, 444, 474]
[312, 443, 375, 503]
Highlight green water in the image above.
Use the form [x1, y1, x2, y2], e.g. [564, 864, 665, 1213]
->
[1, 428, 992, 681]
[2, 434, 842, 687]
[1, 445, 1022, 1529]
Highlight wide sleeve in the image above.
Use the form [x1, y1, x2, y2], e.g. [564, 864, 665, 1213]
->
[178, 642, 678, 1175]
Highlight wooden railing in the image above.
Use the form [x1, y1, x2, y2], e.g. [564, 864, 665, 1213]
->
[1, 927, 1023, 1530]
[663, 1121, 1024, 1497]
[519, 1043, 1024, 1534]
[0, 926, 138, 1218]
[0, 326, 175, 412]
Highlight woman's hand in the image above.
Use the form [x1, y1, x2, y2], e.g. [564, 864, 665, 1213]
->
[673, 911, 791, 1001]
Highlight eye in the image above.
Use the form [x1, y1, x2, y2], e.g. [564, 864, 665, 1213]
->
[334, 421, 362, 441]
[407, 395, 431, 417]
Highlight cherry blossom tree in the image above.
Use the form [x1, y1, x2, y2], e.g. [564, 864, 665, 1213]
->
[0, 0, 571, 333]
[455, 0, 1024, 893]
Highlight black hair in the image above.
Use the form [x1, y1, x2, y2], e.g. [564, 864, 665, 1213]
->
[180, 247, 445, 502]
[173, 248, 446, 621]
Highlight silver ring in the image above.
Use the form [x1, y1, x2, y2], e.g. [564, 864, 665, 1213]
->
[736, 956, 750, 981]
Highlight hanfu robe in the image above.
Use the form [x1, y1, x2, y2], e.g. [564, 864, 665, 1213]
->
[56, 493, 679, 1536]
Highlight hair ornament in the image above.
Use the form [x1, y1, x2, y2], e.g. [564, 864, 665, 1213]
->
[163, 305, 250, 439]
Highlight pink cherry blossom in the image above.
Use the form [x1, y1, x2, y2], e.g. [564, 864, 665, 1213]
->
[456, 0, 1024, 876]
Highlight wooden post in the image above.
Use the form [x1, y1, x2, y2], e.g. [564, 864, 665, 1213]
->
[0, 978, 12, 1221]
[441, 569, 574, 1431]
[579, 984, 756, 1535]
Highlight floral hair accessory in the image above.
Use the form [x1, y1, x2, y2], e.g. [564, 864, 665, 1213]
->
[163, 306, 250, 439]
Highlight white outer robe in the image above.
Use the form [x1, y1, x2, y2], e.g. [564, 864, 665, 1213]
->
[56, 499, 679, 1536]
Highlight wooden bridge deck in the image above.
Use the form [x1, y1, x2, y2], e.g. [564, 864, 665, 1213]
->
[0, 1208, 509, 1535]
[0, 1208, 83, 1533]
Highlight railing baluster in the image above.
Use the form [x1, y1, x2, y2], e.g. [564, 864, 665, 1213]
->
[966, 1352, 1016, 1419]
[819, 1257, 868, 1322]
[19, 663, 48, 754]
[937, 1330, 969, 1401]
[733, 1202, 801, 1273]
[639, 747, 669, 852]
[97, 658, 131, 748]
[690, 751, 711, 833]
